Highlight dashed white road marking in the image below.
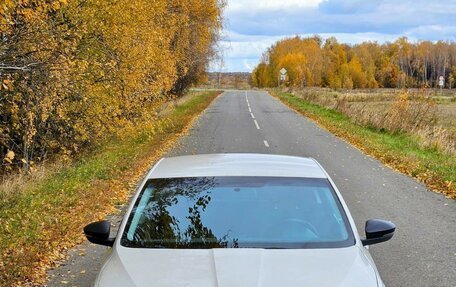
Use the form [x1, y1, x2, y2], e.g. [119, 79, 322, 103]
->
[254, 120, 260, 130]
[244, 91, 267, 148]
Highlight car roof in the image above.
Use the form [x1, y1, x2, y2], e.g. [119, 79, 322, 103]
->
[148, 153, 327, 179]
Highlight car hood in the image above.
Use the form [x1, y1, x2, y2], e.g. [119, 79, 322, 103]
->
[97, 246, 378, 287]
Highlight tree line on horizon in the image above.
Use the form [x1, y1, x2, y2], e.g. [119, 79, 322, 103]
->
[251, 36, 456, 90]
[0, 0, 224, 173]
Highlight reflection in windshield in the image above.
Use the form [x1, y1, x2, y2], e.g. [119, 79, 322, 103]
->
[121, 177, 354, 249]
[123, 177, 235, 248]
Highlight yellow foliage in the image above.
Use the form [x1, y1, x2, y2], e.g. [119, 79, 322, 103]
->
[0, 0, 224, 173]
[252, 36, 456, 90]
[348, 55, 368, 88]
[279, 53, 308, 87]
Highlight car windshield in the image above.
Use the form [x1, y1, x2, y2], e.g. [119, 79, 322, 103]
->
[121, 177, 354, 249]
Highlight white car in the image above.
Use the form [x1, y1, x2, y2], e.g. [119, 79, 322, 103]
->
[84, 154, 395, 287]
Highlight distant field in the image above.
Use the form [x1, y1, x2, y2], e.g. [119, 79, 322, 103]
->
[287, 88, 456, 150]
[201, 72, 252, 90]
[431, 102, 456, 134]
[354, 101, 456, 135]
[341, 90, 455, 135]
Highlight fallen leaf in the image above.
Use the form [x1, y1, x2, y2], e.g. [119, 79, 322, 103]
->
[5, 150, 15, 161]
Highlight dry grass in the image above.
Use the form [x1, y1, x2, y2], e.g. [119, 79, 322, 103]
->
[0, 164, 59, 201]
[290, 88, 456, 155]
[437, 103, 456, 134]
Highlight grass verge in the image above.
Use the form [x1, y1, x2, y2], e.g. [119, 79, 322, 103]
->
[271, 90, 455, 199]
[0, 90, 221, 286]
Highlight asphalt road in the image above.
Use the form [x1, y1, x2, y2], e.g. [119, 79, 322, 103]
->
[48, 90, 456, 287]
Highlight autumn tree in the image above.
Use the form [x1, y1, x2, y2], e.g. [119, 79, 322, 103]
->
[0, 0, 224, 173]
[348, 55, 368, 88]
[322, 38, 353, 89]
[278, 53, 308, 87]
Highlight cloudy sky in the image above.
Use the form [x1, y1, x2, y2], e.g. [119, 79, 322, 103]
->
[214, 0, 456, 72]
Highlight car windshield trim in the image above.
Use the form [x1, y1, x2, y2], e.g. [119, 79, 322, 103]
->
[121, 176, 355, 249]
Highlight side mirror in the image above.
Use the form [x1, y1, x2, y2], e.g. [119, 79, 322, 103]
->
[361, 219, 395, 246]
[84, 220, 115, 247]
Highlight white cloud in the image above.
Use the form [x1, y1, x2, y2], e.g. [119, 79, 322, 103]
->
[405, 26, 456, 41]
[219, 31, 283, 58]
[316, 32, 402, 44]
[228, 0, 324, 12]
[243, 59, 254, 71]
